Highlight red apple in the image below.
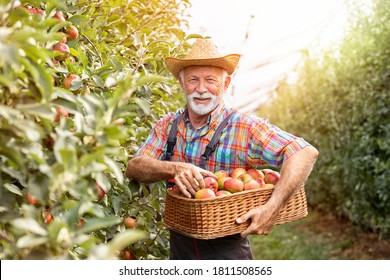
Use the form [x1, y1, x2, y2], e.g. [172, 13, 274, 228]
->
[195, 189, 216, 199]
[96, 183, 105, 201]
[53, 11, 66, 22]
[214, 170, 229, 180]
[261, 168, 275, 175]
[256, 178, 265, 187]
[43, 210, 53, 224]
[66, 56, 76, 64]
[58, 32, 67, 44]
[121, 249, 136, 260]
[223, 178, 244, 193]
[76, 220, 84, 228]
[49, 136, 55, 147]
[217, 176, 231, 190]
[25, 193, 39, 205]
[25, 6, 45, 15]
[169, 185, 181, 195]
[230, 167, 247, 179]
[123, 217, 137, 229]
[264, 171, 280, 184]
[204, 176, 218, 193]
[55, 107, 69, 122]
[246, 168, 265, 180]
[65, 26, 79, 40]
[262, 183, 275, 189]
[63, 74, 80, 90]
[238, 173, 254, 184]
[215, 190, 232, 197]
[114, 118, 125, 126]
[53, 43, 70, 61]
[244, 179, 262, 190]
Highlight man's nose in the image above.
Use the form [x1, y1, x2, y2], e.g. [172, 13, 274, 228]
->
[196, 80, 207, 93]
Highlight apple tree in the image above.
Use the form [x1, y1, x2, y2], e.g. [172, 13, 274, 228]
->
[256, 0, 390, 238]
[0, 0, 197, 259]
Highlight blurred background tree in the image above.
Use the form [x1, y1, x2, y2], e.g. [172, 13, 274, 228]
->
[257, 0, 390, 239]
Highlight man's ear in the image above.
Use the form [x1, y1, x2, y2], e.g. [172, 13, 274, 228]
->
[224, 75, 231, 92]
[178, 70, 185, 88]
[179, 77, 184, 88]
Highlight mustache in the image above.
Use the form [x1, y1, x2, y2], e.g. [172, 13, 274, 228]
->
[188, 91, 214, 99]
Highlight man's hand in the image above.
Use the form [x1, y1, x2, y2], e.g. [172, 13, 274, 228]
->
[173, 162, 217, 198]
[236, 204, 278, 237]
[236, 145, 318, 237]
[125, 155, 217, 198]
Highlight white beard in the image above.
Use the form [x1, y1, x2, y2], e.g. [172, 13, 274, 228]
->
[186, 91, 222, 116]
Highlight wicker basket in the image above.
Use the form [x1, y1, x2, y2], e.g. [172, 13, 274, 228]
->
[164, 185, 308, 239]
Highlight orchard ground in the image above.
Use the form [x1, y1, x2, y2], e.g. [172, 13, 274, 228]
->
[250, 207, 390, 260]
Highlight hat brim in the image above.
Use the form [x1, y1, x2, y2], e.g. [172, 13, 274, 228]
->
[165, 54, 241, 78]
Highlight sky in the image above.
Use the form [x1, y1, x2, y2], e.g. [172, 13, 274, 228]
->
[184, 0, 349, 112]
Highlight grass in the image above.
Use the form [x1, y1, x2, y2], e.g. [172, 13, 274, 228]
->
[250, 215, 331, 260]
[249, 209, 390, 260]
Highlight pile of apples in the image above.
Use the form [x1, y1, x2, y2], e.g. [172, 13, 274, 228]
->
[170, 167, 281, 199]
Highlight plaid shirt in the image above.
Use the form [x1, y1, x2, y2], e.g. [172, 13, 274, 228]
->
[135, 104, 310, 174]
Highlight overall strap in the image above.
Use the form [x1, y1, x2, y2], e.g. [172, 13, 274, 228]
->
[199, 111, 236, 169]
[163, 114, 182, 162]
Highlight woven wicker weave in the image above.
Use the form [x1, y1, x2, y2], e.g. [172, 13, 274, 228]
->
[164, 185, 308, 239]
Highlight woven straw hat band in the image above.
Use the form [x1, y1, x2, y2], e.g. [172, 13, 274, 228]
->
[165, 39, 241, 78]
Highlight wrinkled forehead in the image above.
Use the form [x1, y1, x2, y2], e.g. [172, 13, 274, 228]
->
[182, 65, 226, 77]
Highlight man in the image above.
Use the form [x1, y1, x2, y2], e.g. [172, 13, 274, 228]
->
[125, 39, 319, 259]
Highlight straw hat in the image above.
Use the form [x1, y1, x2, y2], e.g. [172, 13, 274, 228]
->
[165, 39, 241, 78]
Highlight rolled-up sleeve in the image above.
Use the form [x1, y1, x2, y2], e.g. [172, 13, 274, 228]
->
[249, 117, 311, 168]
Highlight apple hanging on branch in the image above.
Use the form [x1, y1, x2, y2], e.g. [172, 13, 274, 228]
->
[64, 26, 79, 40]
[63, 74, 81, 90]
[53, 42, 70, 61]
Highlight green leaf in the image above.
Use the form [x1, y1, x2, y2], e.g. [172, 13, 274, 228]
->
[108, 229, 146, 253]
[16, 235, 49, 249]
[56, 147, 77, 170]
[16, 103, 53, 119]
[103, 156, 124, 184]
[135, 75, 166, 87]
[68, 15, 90, 26]
[11, 218, 48, 236]
[3, 183, 23, 197]
[133, 97, 150, 115]
[76, 216, 121, 234]
[22, 58, 53, 103]
[185, 33, 204, 40]
[103, 125, 125, 140]
[92, 75, 105, 87]
[77, 46, 89, 67]
[117, 22, 128, 37]
[118, 183, 132, 199]
[0, 139, 25, 174]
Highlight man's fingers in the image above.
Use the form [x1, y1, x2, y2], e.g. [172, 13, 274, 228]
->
[182, 176, 198, 197]
[176, 181, 192, 198]
[240, 225, 254, 238]
[193, 174, 205, 189]
[236, 210, 251, 225]
[200, 169, 218, 179]
[173, 163, 218, 195]
[237, 207, 275, 237]
[192, 177, 201, 191]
